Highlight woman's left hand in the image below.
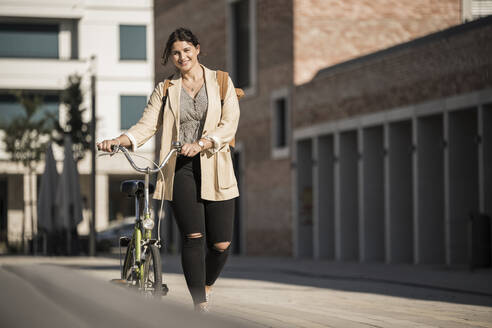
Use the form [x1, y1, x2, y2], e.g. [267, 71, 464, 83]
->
[180, 142, 202, 157]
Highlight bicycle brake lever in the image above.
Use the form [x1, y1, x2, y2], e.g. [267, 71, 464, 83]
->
[172, 141, 183, 153]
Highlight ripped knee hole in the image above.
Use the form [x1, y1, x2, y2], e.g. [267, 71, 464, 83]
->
[186, 233, 203, 239]
[212, 241, 231, 252]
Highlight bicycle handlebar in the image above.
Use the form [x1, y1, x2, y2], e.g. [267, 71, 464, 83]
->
[110, 141, 182, 174]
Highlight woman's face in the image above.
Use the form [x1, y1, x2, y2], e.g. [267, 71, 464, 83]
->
[170, 41, 200, 73]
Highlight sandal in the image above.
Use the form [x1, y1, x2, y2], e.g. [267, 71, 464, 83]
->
[194, 302, 209, 313]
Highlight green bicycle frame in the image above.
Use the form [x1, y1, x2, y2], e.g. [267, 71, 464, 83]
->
[135, 225, 142, 281]
[125, 216, 152, 286]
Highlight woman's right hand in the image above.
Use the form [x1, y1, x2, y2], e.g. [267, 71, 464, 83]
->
[97, 139, 120, 152]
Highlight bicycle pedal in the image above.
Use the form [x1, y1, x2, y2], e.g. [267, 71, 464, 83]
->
[119, 236, 131, 246]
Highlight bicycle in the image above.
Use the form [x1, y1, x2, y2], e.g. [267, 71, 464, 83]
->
[102, 141, 182, 296]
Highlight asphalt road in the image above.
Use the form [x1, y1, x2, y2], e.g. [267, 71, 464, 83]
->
[1, 256, 492, 328]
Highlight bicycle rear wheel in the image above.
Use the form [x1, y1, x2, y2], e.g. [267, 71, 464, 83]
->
[143, 244, 163, 296]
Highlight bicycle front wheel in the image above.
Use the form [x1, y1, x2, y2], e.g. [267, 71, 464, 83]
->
[143, 244, 163, 296]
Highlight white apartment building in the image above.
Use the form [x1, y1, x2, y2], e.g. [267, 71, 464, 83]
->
[0, 0, 155, 250]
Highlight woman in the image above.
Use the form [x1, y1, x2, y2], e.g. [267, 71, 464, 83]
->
[97, 27, 240, 312]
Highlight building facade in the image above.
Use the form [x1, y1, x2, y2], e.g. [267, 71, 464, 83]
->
[0, 0, 155, 251]
[293, 17, 492, 266]
[154, 0, 489, 259]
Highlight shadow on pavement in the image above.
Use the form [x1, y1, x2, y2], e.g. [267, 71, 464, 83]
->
[55, 253, 492, 308]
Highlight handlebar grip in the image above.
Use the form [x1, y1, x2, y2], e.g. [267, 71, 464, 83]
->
[110, 144, 119, 152]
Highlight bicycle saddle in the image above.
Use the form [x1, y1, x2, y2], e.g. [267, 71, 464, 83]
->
[120, 180, 155, 197]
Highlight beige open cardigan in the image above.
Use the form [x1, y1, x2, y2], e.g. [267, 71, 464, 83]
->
[126, 65, 240, 201]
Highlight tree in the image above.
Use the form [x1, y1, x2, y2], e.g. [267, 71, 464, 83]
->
[1, 92, 51, 253]
[51, 75, 91, 162]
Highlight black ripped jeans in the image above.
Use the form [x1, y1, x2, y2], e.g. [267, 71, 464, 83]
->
[171, 155, 235, 304]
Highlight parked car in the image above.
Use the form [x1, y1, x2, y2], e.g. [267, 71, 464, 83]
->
[96, 217, 135, 253]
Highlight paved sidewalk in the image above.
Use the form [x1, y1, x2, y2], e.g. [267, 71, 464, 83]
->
[2, 255, 491, 327]
[164, 255, 492, 327]
[221, 256, 492, 297]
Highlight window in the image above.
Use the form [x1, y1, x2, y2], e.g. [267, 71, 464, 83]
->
[471, 0, 492, 18]
[0, 93, 59, 128]
[462, 0, 492, 21]
[119, 25, 147, 60]
[120, 95, 146, 130]
[271, 89, 290, 158]
[228, 0, 256, 90]
[0, 23, 59, 58]
[275, 98, 287, 148]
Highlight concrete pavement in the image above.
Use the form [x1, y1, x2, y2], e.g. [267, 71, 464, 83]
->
[1, 255, 491, 327]
[0, 258, 257, 328]
[222, 256, 492, 298]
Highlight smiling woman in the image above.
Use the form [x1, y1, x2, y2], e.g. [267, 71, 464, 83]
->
[97, 27, 240, 312]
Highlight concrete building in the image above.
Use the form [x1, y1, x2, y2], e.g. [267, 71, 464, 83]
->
[0, 0, 155, 251]
[155, 0, 492, 262]
[293, 17, 492, 266]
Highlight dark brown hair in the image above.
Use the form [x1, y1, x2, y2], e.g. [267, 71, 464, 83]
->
[161, 27, 200, 65]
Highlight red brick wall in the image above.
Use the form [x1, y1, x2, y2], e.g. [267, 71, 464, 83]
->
[294, 20, 492, 128]
[238, 0, 294, 255]
[154, 0, 295, 255]
[293, 0, 462, 85]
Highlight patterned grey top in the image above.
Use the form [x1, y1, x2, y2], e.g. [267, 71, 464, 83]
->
[179, 84, 208, 144]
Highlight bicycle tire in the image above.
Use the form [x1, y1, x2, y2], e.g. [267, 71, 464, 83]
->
[143, 244, 163, 296]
